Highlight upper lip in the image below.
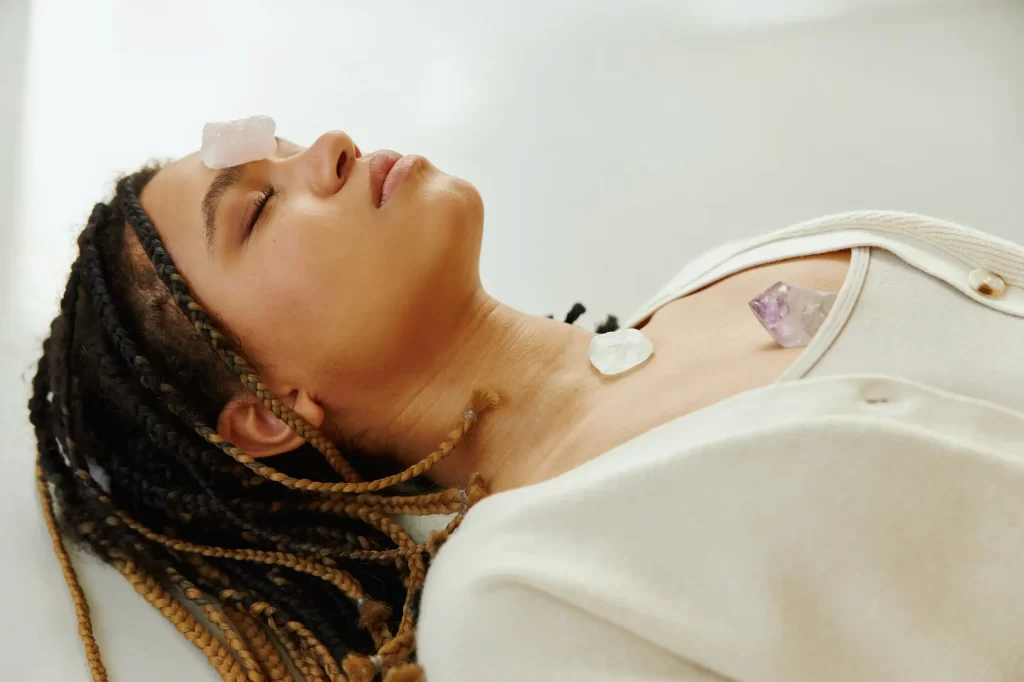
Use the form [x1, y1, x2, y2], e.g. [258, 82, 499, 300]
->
[366, 150, 403, 207]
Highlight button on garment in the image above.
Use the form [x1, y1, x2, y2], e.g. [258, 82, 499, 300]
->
[416, 212, 1024, 682]
[968, 267, 1008, 297]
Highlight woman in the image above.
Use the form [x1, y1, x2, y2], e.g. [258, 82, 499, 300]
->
[33, 129, 1024, 682]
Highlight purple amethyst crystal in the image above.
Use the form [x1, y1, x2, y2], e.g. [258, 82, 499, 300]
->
[749, 281, 837, 348]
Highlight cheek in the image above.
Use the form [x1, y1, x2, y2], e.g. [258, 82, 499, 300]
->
[248, 203, 388, 342]
[356, 177, 484, 339]
[390, 175, 480, 252]
[231, 182, 484, 370]
[267, 199, 378, 288]
[392, 176, 483, 284]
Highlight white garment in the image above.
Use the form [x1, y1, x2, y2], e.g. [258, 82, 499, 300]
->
[417, 212, 1024, 682]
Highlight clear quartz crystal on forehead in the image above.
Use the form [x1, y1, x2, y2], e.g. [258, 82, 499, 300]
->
[749, 281, 837, 348]
[588, 329, 654, 376]
[201, 115, 277, 169]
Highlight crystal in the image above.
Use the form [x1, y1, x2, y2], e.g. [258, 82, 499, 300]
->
[589, 328, 654, 375]
[749, 281, 837, 348]
[201, 115, 277, 170]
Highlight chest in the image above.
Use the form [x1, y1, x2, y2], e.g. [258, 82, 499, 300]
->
[532, 253, 852, 484]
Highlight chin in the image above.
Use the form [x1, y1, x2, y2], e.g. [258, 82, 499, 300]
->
[427, 173, 484, 234]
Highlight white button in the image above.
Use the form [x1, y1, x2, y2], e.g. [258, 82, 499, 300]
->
[968, 268, 1007, 297]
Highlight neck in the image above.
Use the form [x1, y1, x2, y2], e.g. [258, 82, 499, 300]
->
[379, 293, 604, 492]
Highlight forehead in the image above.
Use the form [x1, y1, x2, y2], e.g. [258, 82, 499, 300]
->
[141, 138, 303, 225]
[145, 151, 211, 212]
[138, 152, 211, 257]
[162, 151, 210, 190]
[138, 139, 302, 255]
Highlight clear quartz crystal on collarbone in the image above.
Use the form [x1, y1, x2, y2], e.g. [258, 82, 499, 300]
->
[589, 329, 654, 376]
[749, 281, 837, 348]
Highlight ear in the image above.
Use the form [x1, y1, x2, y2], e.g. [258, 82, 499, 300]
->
[216, 389, 325, 459]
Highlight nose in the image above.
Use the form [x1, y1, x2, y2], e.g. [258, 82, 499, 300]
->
[294, 130, 358, 196]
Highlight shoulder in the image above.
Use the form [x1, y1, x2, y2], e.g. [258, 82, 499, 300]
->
[419, 376, 1024, 681]
[626, 211, 1024, 328]
[428, 375, 1024, 554]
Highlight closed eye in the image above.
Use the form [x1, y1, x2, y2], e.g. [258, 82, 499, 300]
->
[245, 184, 276, 238]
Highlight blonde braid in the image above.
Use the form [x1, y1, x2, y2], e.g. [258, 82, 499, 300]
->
[384, 663, 427, 682]
[193, 559, 345, 682]
[40, 170, 512, 682]
[343, 631, 424, 682]
[165, 567, 266, 682]
[227, 607, 294, 682]
[240, 601, 345, 680]
[120, 178, 360, 485]
[268, 617, 325, 681]
[377, 628, 417, 671]
[304, 489, 464, 516]
[424, 473, 490, 557]
[196, 390, 499, 494]
[113, 513, 382, 608]
[116, 558, 246, 681]
[37, 467, 108, 682]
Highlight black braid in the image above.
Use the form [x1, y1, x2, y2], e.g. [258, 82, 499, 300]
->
[37, 251, 178, 590]
[216, 560, 370, 661]
[34, 163, 621, 678]
[547, 301, 619, 331]
[77, 200, 377, 560]
[33, 168, 384, 666]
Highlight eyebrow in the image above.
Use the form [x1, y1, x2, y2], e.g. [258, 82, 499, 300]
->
[202, 166, 243, 255]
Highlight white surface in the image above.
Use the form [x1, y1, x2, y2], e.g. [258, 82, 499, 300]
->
[2, 1, 1022, 679]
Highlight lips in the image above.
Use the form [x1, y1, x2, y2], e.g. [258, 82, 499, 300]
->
[367, 150, 403, 207]
[381, 155, 425, 205]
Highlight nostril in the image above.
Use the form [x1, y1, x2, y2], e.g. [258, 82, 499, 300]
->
[335, 151, 347, 179]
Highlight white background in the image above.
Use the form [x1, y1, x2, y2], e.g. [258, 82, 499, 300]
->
[2, 0, 1022, 678]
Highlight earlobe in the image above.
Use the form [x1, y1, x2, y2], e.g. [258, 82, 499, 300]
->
[216, 389, 325, 459]
[293, 389, 325, 431]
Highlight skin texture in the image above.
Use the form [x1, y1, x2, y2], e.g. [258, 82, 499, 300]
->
[142, 133, 490, 458]
[140, 130, 851, 492]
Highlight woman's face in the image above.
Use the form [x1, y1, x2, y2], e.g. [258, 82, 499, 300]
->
[139, 130, 485, 421]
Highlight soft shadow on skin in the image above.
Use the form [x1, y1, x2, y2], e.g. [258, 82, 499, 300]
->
[589, 351, 655, 380]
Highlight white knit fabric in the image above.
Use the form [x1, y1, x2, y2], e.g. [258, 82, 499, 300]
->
[417, 213, 1024, 682]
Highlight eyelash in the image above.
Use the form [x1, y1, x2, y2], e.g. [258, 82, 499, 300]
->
[246, 184, 276, 237]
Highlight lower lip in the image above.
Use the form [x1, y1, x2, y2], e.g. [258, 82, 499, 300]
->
[380, 155, 422, 206]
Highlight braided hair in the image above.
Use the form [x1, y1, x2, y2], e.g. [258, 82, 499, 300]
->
[31, 164, 619, 681]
